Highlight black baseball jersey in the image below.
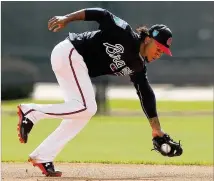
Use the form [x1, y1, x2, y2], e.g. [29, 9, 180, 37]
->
[68, 8, 158, 119]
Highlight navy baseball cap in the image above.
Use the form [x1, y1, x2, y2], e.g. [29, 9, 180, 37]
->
[149, 24, 172, 56]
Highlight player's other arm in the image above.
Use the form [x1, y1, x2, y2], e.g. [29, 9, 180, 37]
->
[130, 71, 165, 138]
[48, 8, 110, 32]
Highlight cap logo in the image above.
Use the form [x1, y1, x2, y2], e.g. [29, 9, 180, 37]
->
[152, 30, 159, 37]
[167, 37, 172, 46]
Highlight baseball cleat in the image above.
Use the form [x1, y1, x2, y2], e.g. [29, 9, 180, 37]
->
[28, 158, 62, 177]
[17, 105, 34, 143]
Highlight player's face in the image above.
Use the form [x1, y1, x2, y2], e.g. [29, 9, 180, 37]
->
[145, 39, 164, 63]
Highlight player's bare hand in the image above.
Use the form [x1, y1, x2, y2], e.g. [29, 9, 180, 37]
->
[48, 16, 69, 32]
[152, 129, 165, 138]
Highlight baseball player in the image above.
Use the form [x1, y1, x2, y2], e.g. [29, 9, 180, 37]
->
[17, 8, 182, 177]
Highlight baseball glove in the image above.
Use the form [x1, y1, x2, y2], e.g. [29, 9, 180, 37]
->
[152, 134, 183, 157]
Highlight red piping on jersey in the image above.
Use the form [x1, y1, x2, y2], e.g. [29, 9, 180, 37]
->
[24, 48, 87, 116]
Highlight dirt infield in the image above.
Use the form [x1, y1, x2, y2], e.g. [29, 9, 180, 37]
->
[2, 163, 213, 181]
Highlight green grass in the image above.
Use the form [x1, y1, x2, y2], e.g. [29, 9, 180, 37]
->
[2, 99, 213, 112]
[2, 99, 213, 165]
[109, 99, 213, 112]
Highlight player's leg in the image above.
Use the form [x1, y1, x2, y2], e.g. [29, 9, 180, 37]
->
[28, 117, 91, 177]
[29, 117, 90, 163]
[19, 40, 96, 122]
[17, 39, 97, 144]
[26, 39, 97, 177]
[29, 50, 97, 162]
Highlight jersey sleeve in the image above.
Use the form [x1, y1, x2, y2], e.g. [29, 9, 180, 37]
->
[84, 8, 130, 30]
[129, 66, 158, 119]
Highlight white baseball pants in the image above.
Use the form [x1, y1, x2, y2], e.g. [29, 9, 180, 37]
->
[20, 39, 97, 163]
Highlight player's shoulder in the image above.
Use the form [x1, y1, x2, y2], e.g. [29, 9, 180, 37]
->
[111, 14, 129, 30]
[105, 11, 132, 32]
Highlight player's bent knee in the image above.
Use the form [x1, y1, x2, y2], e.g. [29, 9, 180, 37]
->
[86, 102, 97, 117]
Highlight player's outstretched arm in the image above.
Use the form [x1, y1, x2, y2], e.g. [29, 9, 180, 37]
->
[130, 71, 165, 138]
[130, 71, 183, 157]
[48, 8, 111, 32]
[48, 9, 85, 32]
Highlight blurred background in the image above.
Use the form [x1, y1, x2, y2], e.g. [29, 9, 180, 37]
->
[2, 1, 214, 107]
[1, 1, 213, 165]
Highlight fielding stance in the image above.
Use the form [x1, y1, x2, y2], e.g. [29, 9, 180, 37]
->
[17, 8, 182, 177]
